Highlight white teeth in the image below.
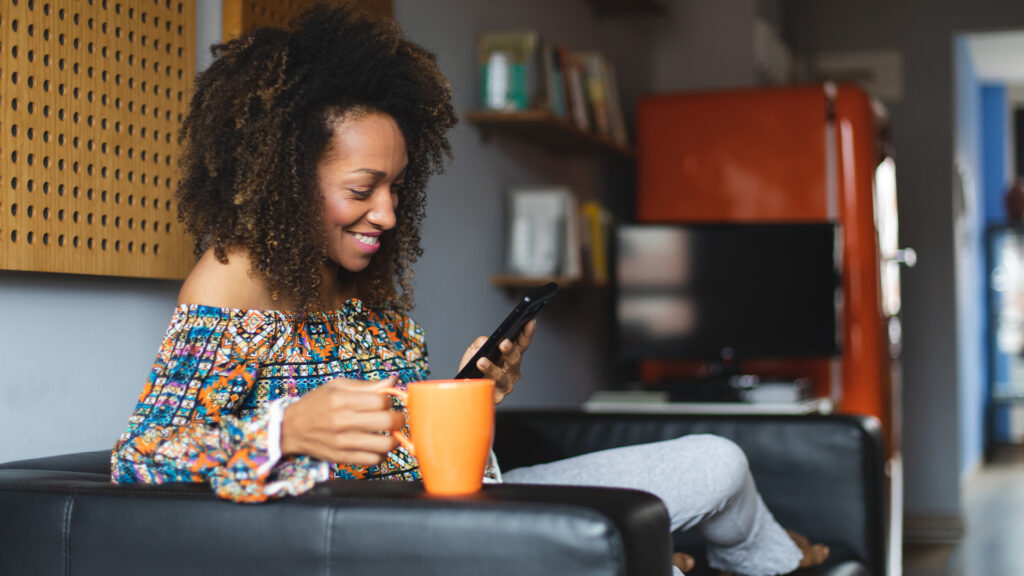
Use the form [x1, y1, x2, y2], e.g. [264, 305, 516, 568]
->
[353, 233, 379, 246]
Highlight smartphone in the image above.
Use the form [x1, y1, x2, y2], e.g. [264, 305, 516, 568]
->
[454, 282, 559, 379]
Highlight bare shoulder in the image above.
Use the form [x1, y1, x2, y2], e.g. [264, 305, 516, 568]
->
[178, 248, 274, 309]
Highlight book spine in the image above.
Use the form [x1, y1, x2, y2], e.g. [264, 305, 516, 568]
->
[555, 45, 577, 124]
[603, 62, 628, 146]
[562, 193, 583, 280]
[582, 201, 609, 285]
[546, 44, 566, 117]
[581, 53, 610, 136]
[567, 54, 590, 131]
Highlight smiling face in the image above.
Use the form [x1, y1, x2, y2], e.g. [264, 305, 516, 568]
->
[318, 110, 408, 274]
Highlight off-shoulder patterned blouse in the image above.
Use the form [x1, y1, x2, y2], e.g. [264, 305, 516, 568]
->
[111, 299, 436, 502]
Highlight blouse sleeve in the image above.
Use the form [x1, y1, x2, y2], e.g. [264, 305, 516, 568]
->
[111, 305, 292, 503]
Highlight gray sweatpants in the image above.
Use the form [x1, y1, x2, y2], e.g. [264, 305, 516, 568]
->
[502, 434, 802, 576]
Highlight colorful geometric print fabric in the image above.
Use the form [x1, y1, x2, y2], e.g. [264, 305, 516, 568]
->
[111, 299, 428, 502]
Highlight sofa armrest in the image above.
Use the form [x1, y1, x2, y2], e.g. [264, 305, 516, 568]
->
[494, 411, 886, 576]
[0, 451, 672, 576]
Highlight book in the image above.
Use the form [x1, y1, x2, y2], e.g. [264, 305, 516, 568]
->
[567, 53, 592, 132]
[603, 62, 629, 147]
[555, 45, 577, 124]
[506, 187, 566, 277]
[563, 193, 583, 280]
[581, 201, 611, 285]
[540, 41, 566, 118]
[478, 30, 541, 112]
[506, 187, 582, 279]
[578, 52, 610, 137]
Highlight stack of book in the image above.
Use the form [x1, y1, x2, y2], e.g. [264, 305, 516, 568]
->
[478, 30, 629, 148]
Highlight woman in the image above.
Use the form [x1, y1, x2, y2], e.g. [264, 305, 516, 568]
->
[111, 3, 826, 574]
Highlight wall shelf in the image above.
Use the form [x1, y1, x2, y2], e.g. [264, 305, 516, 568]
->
[584, 0, 668, 17]
[464, 110, 633, 159]
[492, 274, 594, 290]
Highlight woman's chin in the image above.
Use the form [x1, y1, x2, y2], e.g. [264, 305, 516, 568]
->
[331, 257, 372, 274]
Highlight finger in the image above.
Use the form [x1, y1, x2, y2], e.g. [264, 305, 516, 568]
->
[493, 379, 514, 404]
[476, 357, 506, 382]
[330, 409, 404, 433]
[499, 338, 523, 368]
[327, 431, 400, 457]
[460, 337, 491, 372]
[516, 319, 536, 347]
[479, 359, 516, 400]
[470, 335, 488, 351]
[330, 449, 393, 467]
[327, 388, 393, 412]
[388, 410, 407, 432]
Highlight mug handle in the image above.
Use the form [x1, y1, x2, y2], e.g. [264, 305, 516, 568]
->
[377, 387, 415, 454]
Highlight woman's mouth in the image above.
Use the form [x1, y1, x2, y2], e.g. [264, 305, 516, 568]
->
[352, 232, 381, 252]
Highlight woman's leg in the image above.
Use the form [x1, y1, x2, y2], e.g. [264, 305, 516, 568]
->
[501, 434, 803, 576]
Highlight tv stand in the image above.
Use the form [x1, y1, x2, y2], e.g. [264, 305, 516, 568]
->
[583, 390, 833, 415]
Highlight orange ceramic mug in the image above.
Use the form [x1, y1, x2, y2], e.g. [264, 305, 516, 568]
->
[378, 379, 495, 495]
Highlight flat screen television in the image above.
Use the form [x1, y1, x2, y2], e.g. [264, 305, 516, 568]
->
[616, 223, 841, 361]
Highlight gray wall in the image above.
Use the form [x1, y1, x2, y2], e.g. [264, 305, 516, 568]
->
[0, 0, 774, 466]
[649, 0, 758, 92]
[0, 1, 219, 463]
[784, 0, 1024, 519]
[397, 0, 762, 408]
[0, 273, 179, 461]
[0, 1, 663, 462]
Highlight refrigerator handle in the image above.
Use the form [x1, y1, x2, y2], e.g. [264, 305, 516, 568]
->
[888, 248, 917, 268]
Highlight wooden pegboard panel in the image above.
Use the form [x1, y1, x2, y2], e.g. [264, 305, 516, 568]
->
[222, 0, 392, 41]
[0, 0, 196, 280]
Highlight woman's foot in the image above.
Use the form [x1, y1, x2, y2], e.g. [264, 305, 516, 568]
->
[673, 552, 695, 573]
[788, 530, 829, 569]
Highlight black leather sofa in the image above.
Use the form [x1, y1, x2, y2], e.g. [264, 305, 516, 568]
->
[495, 412, 885, 576]
[0, 411, 884, 576]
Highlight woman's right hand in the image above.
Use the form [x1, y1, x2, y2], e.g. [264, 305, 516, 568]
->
[280, 376, 405, 466]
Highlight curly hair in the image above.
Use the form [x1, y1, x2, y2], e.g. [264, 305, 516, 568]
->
[176, 1, 457, 312]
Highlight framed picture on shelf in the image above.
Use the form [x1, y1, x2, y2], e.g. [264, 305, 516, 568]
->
[505, 186, 581, 279]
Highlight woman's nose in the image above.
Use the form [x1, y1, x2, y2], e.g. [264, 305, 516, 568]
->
[367, 189, 397, 230]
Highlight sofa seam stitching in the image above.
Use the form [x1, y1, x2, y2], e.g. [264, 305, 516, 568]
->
[62, 494, 74, 576]
[324, 505, 334, 576]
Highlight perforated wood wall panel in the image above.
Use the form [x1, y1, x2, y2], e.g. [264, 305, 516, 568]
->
[222, 0, 392, 40]
[0, 0, 195, 279]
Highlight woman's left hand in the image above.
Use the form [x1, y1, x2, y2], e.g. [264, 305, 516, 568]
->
[459, 319, 536, 404]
